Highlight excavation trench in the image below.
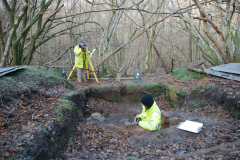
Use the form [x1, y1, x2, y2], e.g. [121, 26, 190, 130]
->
[58, 82, 240, 159]
[2, 68, 239, 159]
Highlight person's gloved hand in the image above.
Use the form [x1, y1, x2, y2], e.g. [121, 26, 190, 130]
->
[136, 117, 141, 124]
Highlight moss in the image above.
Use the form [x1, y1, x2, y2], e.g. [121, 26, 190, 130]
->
[114, 96, 122, 102]
[69, 73, 77, 79]
[124, 81, 137, 89]
[177, 88, 187, 97]
[57, 99, 75, 110]
[204, 84, 214, 90]
[81, 101, 85, 113]
[171, 66, 203, 81]
[127, 84, 136, 90]
[127, 156, 142, 160]
[54, 99, 76, 125]
[165, 85, 178, 101]
[66, 92, 78, 97]
[170, 101, 179, 109]
[149, 83, 162, 89]
[92, 84, 111, 89]
[230, 108, 240, 119]
[193, 85, 203, 94]
[130, 97, 141, 102]
[188, 100, 200, 109]
[43, 129, 51, 137]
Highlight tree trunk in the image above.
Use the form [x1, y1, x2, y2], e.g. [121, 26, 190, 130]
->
[0, 1, 27, 67]
[0, 21, 4, 59]
[188, 0, 192, 62]
[24, 38, 35, 65]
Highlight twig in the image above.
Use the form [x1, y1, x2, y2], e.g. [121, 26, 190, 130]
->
[171, 57, 174, 72]
[202, 64, 206, 70]
[142, 90, 153, 94]
[187, 66, 208, 75]
[32, 109, 39, 120]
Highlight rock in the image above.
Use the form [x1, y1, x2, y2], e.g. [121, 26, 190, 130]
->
[87, 112, 105, 122]
[103, 153, 108, 159]
[119, 118, 129, 123]
[107, 149, 114, 153]
[169, 117, 182, 126]
[132, 152, 138, 156]
[2, 152, 10, 157]
[156, 149, 162, 153]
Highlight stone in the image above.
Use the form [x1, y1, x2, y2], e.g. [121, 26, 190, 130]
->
[87, 112, 105, 122]
[169, 117, 182, 126]
[103, 153, 108, 159]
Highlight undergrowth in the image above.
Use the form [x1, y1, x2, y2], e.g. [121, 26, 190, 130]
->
[171, 66, 203, 81]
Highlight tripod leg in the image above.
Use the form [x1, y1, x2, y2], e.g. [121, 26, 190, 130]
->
[86, 54, 99, 85]
[85, 56, 89, 79]
[67, 53, 83, 80]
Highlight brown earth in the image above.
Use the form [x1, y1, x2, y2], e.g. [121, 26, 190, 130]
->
[1, 68, 240, 160]
[58, 73, 240, 160]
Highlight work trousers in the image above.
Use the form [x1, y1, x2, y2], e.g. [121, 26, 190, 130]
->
[77, 65, 86, 82]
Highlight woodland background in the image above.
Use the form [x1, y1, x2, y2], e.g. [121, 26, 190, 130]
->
[0, 0, 239, 76]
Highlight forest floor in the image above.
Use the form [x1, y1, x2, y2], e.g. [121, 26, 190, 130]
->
[1, 67, 240, 160]
[58, 73, 240, 160]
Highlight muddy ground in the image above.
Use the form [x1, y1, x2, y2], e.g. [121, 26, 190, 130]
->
[1, 67, 240, 160]
[59, 96, 240, 159]
[58, 73, 240, 159]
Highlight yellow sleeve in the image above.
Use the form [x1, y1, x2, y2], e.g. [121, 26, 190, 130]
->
[74, 46, 82, 56]
[138, 121, 151, 130]
[137, 105, 146, 119]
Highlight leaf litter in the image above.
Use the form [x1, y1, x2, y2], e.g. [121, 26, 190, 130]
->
[1, 71, 240, 159]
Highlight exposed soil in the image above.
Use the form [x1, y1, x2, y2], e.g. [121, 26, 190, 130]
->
[59, 96, 240, 159]
[0, 67, 76, 159]
[58, 73, 240, 159]
[1, 67, 240, 160]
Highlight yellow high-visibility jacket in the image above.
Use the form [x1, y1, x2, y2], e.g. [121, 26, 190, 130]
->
[138, 101, 161, 131]
[74, 45, 91, 68]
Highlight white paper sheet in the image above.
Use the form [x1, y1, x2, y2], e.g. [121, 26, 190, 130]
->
[177, 120, 203, 133]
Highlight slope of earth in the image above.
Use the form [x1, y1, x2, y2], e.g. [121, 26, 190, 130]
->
[0, 66, 77, 159]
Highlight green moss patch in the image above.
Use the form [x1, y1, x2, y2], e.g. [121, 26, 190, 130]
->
[0, 66, 74, 90]
[171, 66, 203, 81]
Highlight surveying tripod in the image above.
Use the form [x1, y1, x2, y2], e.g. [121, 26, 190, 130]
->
[67, 49, 99, 85]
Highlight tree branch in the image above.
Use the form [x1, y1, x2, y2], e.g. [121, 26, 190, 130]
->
[0, 0, 28, 67]
[2, 0, 12, 13]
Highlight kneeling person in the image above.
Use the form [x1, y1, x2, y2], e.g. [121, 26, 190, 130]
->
[136, 94, 161, 131]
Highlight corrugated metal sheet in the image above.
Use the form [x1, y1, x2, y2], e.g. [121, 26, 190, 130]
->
[0, 67, 26, 77]
[208, 63, 240, 75]
[205, 63, 240, 81]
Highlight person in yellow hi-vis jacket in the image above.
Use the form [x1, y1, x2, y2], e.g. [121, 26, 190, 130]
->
[136, 94, 161, 131]
[74, 39, 91, 82]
